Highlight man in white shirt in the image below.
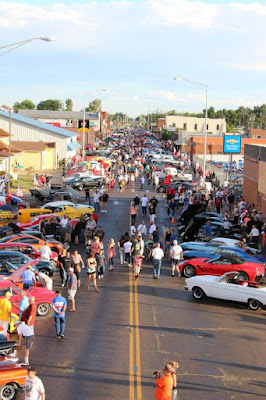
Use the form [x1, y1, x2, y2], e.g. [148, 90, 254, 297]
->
[149, 221, 156, 236]
[131, 223, 137, 238]
[16, 321, 35, 366]
[23, 367, 45, 400]
[123, 240, 133, 266]
[169, 240, 183, 277]
[248, 225, 260, 249]
[141, 194, 149, 215]
[93, 190, 100, 212]
[60, 215, 68, 238]
[40, 242, 52, 261]
[152, 243, 164, 279]
[137, 220, 147, 238]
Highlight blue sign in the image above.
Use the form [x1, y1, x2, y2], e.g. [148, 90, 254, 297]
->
[223, 135, 241, 153]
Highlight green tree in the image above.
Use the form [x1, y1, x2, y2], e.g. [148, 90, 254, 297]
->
[13, 99, 35, 113]
[65, 98, 73, 111]
[86, 99, 102, 112]
[37, 99, 63, 111]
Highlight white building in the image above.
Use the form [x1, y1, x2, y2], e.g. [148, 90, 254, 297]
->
[165, 115, 226, 135]
[0, 111, 80, 163]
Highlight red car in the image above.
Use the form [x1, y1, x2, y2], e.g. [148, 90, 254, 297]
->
[17, 214, 61, 231]
[0, 261, 56, 317]
[178, 255, 265, 281]
[0, 242, 58, 268]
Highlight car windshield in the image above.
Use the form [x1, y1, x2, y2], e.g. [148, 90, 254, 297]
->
[205, 240, 224, 248]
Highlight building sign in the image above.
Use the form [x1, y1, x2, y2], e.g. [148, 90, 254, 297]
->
[78, 119, 90, 129]
[223, 135, 241, 153]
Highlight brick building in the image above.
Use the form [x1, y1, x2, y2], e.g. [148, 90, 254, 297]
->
[249, 129, 266, 139]
[243, 144, 266, 215]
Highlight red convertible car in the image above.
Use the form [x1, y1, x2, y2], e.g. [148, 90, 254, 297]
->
[17, 214, 61, 231]
[178, 255, 265, 281]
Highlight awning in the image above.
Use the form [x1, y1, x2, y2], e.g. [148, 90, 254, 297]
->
[67, 141, 81, 151]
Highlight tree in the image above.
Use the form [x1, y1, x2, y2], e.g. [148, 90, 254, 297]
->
[37, 99, 63, 111]
[86, 99, 102, 112]
[13, 99, 35, 113]
[65, 98, 73, 111]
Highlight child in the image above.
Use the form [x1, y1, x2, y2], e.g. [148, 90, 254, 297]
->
[168, 361, 179, 400]
[107, 238, 116, 271]
[134, 251, 143, 281]
[96, 248, 106, 279]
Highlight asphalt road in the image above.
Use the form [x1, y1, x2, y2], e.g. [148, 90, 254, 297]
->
[20, 180, 266, 400]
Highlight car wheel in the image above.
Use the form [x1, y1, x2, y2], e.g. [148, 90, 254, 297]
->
[237, 271, 249, 281]
[248, 298, 261, 311]
[183, 264, 196, 278]
[39, 268, 50, 276]
[64, 241, 71, 250]
[192, 287, 205, 300]
[37, 303, 50, 316]
[78, 184, 83, 191]
[158, 187, 165, 193]
[0, 384, 17, 400]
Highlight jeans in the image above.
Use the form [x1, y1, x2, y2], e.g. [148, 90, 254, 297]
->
[54, 315, 65, 336]
[153, 259, 162, 278]
[85, 193, 91, 204]
[125, 252, 131, 264]
[119, 248, 124, 264]
[142, 206, 147, 215]
[60, 268, 68, 285]
[94, 201, 100, 211]
[169, 208, 175, 218]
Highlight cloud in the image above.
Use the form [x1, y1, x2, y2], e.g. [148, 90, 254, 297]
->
[150, 90, 186, 103]
[133, 95, 138, 101]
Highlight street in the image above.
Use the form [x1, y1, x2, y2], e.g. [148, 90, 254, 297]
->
[26, 181, 266, 400]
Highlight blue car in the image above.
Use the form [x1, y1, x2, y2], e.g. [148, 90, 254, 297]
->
[183, 245, 266, 264]
[180, 237, 241, 253]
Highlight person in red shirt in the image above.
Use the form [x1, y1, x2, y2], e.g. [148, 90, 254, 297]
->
[21, 296, 36, 326]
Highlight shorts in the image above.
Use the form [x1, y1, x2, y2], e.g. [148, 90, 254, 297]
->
[25, 335, 34, 350]
[68, 289, 77, 300]
[171, 259, 180, 267]
[65, 232, 72, 242]
[87, 270, 96, 276]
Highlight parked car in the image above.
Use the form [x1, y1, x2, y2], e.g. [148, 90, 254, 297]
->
[185, 271, 266, 310]
[0, 234, 64, 255]
[42, 201, 94, 217]
[180, 238, 241, 252]
[0, 243, 58, 268]
[0, 360, 28, 400]
[178, 254, 265, 281]
[66, 176, 104, 191]
[17, 214, 62, 231]
[0, 251, 56, 276]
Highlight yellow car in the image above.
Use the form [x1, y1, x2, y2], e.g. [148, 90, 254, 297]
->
[42, 201, 95, 218]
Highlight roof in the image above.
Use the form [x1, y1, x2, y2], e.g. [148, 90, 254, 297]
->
[18, 110, 99, 120]
[11, 141, 53, 152]
[0, 139, 21, 153]
[0, 128, 9, 137]
[0, 111, 76, 138]
[67, 141, 81, 152]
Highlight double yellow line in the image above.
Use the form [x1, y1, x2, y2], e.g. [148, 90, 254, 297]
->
[129, 271, 142, 400]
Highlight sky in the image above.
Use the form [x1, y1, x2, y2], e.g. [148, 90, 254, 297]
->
[0, 0, 266, 117]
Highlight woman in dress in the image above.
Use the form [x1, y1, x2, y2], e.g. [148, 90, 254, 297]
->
[86, 251, 99, 292]
[107, 238, 116, 270]
[72, 249, 84, 288]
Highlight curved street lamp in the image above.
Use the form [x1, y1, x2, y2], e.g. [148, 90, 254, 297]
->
[0, 36, 56, 57]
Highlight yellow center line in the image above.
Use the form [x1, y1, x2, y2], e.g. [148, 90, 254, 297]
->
[129, 270, 134, 400]
[134, 280, 143, 400]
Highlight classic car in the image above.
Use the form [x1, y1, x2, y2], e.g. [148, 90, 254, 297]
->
[0, 251, 56, 276]
[0, 360, 28, 400]
[178, 254, 265, 281]
[42, 201, 94, 217]
[17, 214, 61, 231]
[185, 271, 266, 310]
[180, 238, 241, 252]
[0, 242, 58, 268]
[65, 176, 105, 191]
[0, 234, 64, 255]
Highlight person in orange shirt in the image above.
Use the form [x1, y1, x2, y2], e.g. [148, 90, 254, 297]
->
[154, 364, 174, 400]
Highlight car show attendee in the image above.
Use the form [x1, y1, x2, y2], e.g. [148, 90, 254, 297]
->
[169, 240, 183, 278]
[0, 291, 12, 332]
[21, 296, 36, 327]
[107, 238, 116, 270]
[52, 290, 67, 339]
[23, 367, 45, 400]
[84, 215, 97, 243]
[35, 271, 53, 291]
[40, 241, 52, 261]
[19, 291, 29, 317]
[20, 266, 36, 290]
[15, 320, 35, 366]
[96, 248, 106, 278]
[67, 268, 78, 311]
[60, 214, 68, 238]
[248, 224, 260, 249]
[154, 363, 173, 400]
[149, 221, 156, 237]
[72, 249, 85, 288]
[86, 251, 99, 292]
[137, 220, 147, 239]
[101, 190, 109, 212]
[152, 243, 164, 279]
[140, 194, 149, 215]
[64, 218, 73, 243]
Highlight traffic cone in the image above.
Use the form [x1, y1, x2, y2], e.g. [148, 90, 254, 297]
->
[171, 216, 175, 224]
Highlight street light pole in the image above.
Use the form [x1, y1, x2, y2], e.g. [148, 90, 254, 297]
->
[0, 36, 55, 57]
[174, 76, 208, 188]
[1, 105, 12, 189]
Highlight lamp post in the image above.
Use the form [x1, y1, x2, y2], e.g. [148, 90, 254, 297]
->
[82, 89, 106, 153]
[1, 105, 12, 189]
[0, 36, 56, 57]
[174, 76, 208, 188]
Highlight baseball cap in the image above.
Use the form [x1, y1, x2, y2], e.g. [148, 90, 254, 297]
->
[14, 321, 20, 326]
[69, 267, 74, 272]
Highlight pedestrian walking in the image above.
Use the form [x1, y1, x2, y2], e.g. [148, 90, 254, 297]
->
[139, 175, 145, 190]
[23, 367, 45, 400]
[152, 243, 164, 279]
[107, 238, 116, 270]
[64, 218, 73, 243]
[91, 236, 103, 256]
[52, 290, 67, 338]
[101, 191, 109, 212]
[137, 220, 147, 239]
[74, 215, 86, 244]
[124, 238, 133, 266]
[149, 203, 157, 223]
[67, 268, 77, 311]
[72, 250, 85, 288]
[169, 361, 179, 400]
[118, 235, 126, 265]
[96, 249, 106, 278]
[154, 364, 174, 400]
[93, 190, 101, 212]
[85, 187, 91, 204]
[169, 240, 183, 277]
[86, 251, 99, 292]
[131, 221, 137, 238]
[141, 194, 149, 215]
[130, 202, 138, 224]
[134, 252, 143, 280]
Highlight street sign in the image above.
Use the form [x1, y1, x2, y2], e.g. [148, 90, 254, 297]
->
[223, 135, 241, 153]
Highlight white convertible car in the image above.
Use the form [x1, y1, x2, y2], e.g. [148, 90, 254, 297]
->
[185, 272, 266, 310]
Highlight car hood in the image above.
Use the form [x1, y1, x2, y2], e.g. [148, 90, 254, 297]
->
[186, 275, 218, 284]
[27, 287, 56, 296]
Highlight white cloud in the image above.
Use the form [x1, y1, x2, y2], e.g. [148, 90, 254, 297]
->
[133, 95, 138, 101]
[150, 90, 186, 103]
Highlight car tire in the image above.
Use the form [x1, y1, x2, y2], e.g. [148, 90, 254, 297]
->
[39, 268, 50, 276]
[183, 264, 196, 278]
[237, 271, 249, 281]
[158, 187, 165, 193]
[0, 384, 17, 400]
[192, 287, 205, 300]
[37, 303, 50, 317]
[78, 184, 83, 191]
[248, 298, 261, 311]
